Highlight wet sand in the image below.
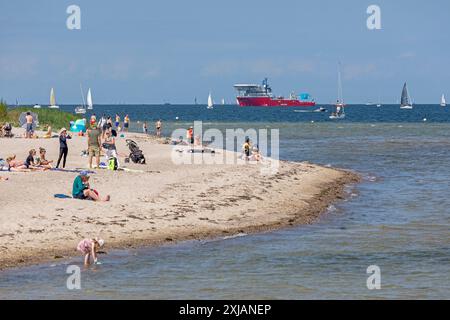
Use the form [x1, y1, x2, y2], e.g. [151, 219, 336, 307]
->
[0, 128, 359, 269]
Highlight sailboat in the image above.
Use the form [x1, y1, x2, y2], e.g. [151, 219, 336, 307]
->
[400, 82, 413, 109]
[207, 92, 214, 109]
[329, 63, 346, 119]
[221, 98, 225, 105]
[440, 94, 446, 107]
[87, 88, 93, 110]
[48, 88, 60, 109]
[75, 85, 87, 114]
[376, 97, 382, 107]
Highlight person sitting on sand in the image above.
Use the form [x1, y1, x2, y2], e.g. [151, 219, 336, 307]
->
[24, 149, 46, 170]
[36, 147, 53, 169]
[72, 171, 110, 201]
[77, 237, 105, 265]
[43, 125, 52, 139]
[249, 145, 262, 162]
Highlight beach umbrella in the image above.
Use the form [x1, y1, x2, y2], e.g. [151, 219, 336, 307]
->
[19, 112, 39, 130]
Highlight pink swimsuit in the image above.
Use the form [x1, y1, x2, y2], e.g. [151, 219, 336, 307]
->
[77, 239, 92, 254]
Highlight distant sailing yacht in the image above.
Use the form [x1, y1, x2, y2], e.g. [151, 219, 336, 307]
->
[400, 82, 413, 109]
[87, 88, 93, 110]
[207, 92, 214, 109]
[376, 96, 382, 107]
[329, 63, 346, 119]
[48, 88, 60, 109]
[440, 94, 446, 107]
[221, 98, 225, 105]
[75, 84, 87, 114]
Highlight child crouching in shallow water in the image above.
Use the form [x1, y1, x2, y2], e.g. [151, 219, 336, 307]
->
[77, 238, 105, 265]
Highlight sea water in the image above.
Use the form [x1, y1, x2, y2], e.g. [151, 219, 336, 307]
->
[1, 104, 449, 299]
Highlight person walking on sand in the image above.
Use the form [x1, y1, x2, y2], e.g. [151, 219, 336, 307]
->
[56, 128, 72, 168]
[115, 114, 120, 129]
[77, 237, 105, 266]
[242, 138, 251, 161]
[86, 123, 101, 169]
[72, 171, 110, 202]
[187, 126, 194, 145]
[156, 119, 162, 137]
[143, 122, 148, 134]
[25, 112, 33, 139]
[124, 114, 130, 132]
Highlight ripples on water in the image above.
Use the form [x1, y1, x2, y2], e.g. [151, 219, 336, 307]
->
[1, 105, 449, 299]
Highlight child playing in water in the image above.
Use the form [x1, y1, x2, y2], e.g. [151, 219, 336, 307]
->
[77, 238, 105, 265]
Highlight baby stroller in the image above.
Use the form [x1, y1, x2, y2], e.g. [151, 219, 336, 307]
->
[125, 139, 146, 164]
[2, 123, 13, 138]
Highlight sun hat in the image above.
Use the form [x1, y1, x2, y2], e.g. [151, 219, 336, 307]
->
[59, 128, 67, 135]
[79, 170, 90, 177]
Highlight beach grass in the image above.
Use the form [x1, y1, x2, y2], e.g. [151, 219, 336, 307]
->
[0, 102, 77, 130]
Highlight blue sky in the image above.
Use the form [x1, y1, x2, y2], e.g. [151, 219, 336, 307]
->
[1, 0, 449, 104]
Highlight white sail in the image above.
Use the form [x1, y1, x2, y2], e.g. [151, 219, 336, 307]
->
[49, 88, 59, 108]
[50, 88, 56, 105]
[337, 63, 344, 106]
[221, 98, 225, 105]
[441, 94, 446, 107]
[330, 63, 345, 119]
[400, 82, 413, 109]
[87, 88, 93, 109]
[207, 92, 213, 108]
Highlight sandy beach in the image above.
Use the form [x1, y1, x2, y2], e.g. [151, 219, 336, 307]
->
[0, 128, 359, 270]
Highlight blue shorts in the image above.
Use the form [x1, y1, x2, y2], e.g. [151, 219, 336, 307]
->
[26, 123, 33, 132]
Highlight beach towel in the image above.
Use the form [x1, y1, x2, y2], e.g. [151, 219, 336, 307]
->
[51, 168, 95, 174]
[54, 194, 72, 199]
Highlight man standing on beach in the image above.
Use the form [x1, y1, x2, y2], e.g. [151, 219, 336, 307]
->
[124, 114, 130, 132]
[86, 123, 101, 169]
[25, 112, 33, 138]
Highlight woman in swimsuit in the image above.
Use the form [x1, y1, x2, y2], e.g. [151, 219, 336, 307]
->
[6, 155, 29, 171]
[37, 147, 53, 169]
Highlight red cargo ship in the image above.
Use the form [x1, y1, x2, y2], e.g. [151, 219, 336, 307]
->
[234, 78, 315, 107]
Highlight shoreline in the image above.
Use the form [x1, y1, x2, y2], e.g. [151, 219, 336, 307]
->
[0, 128, 360, 270]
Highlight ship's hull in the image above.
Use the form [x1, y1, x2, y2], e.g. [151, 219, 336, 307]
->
[237, 97, 315, 107]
